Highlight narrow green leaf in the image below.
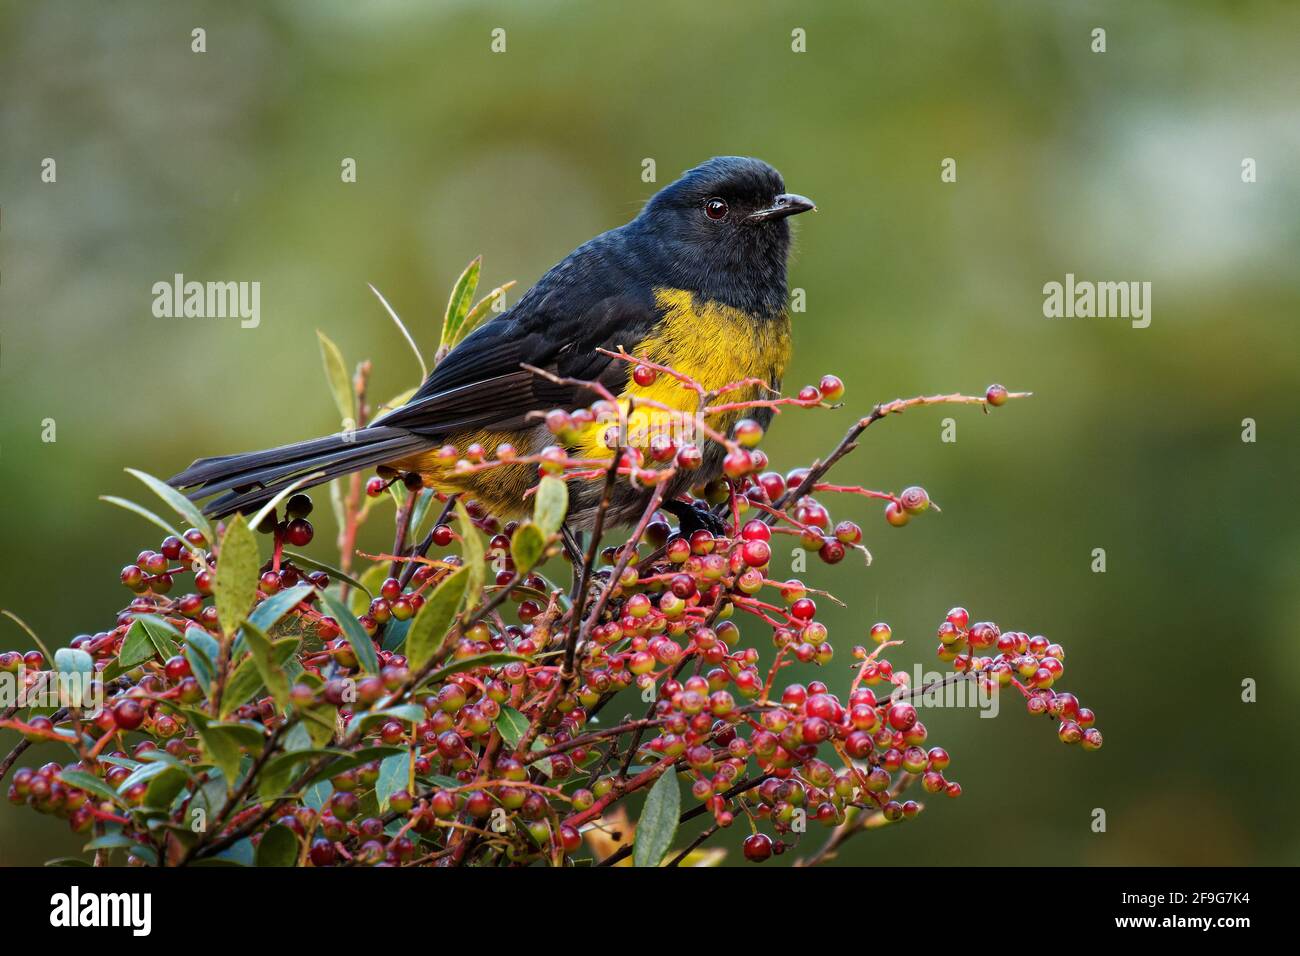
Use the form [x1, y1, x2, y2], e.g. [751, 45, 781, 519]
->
[510, 522, 547, 573]
[417, 653, 529, 690]
[58, 770, 124, 807]
[457, 280, 516, 345]
[316, 329, 355, 424]
[0, 610, 53, 666]
[633, 769, 681, 868]
[184, 626, 219, 693]
[83, 831, 134, 852]
[351, 703, 427, 736]
[534, 475, 569, 536]
[53, 647, 93, 674]
[220, 637, 298, 718]
[119, 620, 161, 669]
[281, 551, 372, 598]
[214, 514, 259, 637]
[495, 707, 530, 749]
[255, 824, 300, 867]
[404, 564, 470, 673]
[242, 621, 290, 710]
[99, 495, 182, 541]
[375, 752, 410, 812]
[193, 724, 241, 789]
[350, 563, 390, 617]
[317, 591, 379, 675]
[455, 499, 486, 608]
[247, 584, 314, 635]
[135, 615, 181, 660]
[440, 256, 482, 350]
[125, 468, 213, 542]
[368, 282, 427, 381]
[142, 765, 191, 811]
[53, 648, 96, 708]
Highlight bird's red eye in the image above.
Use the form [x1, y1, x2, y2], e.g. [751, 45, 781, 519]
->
[704, 197, 728, 221]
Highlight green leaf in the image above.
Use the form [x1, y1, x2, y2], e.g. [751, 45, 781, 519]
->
[53, 647, 94, 677]
[455, 499, 486, 608]
[495, 707, 530, 749]
[214, 514, 259, 637]
[247, 584, 314, 635]
[241, 622, 291, 711]
[418, 653, 529, 690]
[316, 329, 355, 424]
[458, 280, 516, 344]
[375, 751, 410, 812]
[368, 282, 427, 381]
[510, 522, 547, 573]
[188, 712, 261, 790]
[281, 551, 372, 598]
[125, 468, 213, 543]
[52, 648, 95, 708]
[440, 256, 481, 350]
[219, 638, 296, 719]
[317, 591, 379, 676]
[255, 824, 300, 867]
[350, 563, 390, 617]
[633, 769, 681, 868]
[0, 610, 54, 668]
[58, 770, 124, 807]
[142, 765, 191, 811]
[184, 626, 219, 693]
[534, 475, 568, 536]
[119, 620, 160, 669]
[403, 564, 470, 673]
[136, 615, 181, 659]
[350, 703, 427, 736]
[99, 495, 182, 541]
[84, 831, 134, 852]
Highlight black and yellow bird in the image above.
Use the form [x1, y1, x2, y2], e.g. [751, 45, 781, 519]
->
[169, 157, 815, 531]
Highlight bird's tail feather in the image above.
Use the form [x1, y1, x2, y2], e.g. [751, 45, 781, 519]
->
[168, 426, 433, 519]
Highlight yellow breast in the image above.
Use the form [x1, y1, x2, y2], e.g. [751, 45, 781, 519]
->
[571, 287, 791, 459]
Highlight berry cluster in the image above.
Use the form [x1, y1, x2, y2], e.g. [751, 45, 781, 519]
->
[0, 334, 1083, 866]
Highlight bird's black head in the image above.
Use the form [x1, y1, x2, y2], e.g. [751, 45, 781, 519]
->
[633, 157, 814, 318]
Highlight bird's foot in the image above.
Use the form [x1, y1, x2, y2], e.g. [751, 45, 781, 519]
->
[661, 499, 729, 538]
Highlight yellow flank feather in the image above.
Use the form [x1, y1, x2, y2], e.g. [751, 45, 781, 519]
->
[389, 287, 791, 515]
[571, 288, 791, 459]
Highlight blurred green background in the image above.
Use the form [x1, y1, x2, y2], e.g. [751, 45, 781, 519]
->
[2, 0, 1298, 866]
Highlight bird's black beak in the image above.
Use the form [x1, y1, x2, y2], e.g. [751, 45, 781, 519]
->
[745, 193, 816, 223]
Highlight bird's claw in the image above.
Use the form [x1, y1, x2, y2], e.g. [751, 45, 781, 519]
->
[663, 499, 729, 538]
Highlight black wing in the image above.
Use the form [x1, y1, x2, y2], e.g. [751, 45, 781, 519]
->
[379, 292, 660, 437]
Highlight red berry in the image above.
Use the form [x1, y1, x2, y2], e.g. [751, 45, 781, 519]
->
[818, 539, 845, 564]
[887, 702, 917, 732]
[366, 477, 386, 498]
[884, 501, 909, 527]
[285, 518, 314, 547]
[790, 598, 816, 621]
[632, 364, 657, 387]
[818, 374, 844, 401]
[743, 832, 773, 862]
[741, 539, 771, 568]
[985, 384, 1009, 406]
[309, 837, 336, 867]
[112, 698, 145, 731]
[899, 486, 929, 515]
